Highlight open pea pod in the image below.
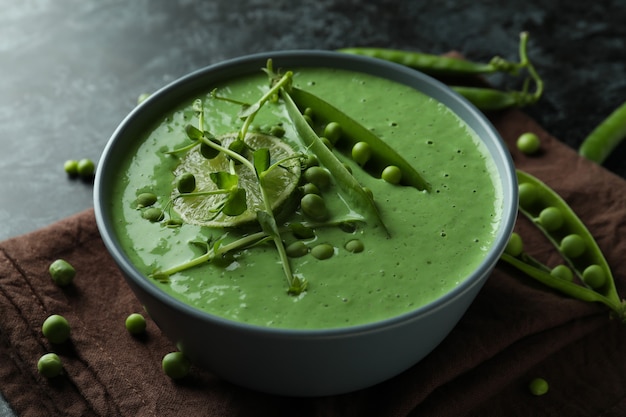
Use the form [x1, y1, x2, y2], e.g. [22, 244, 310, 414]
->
[288, 87, 430, 192]
[515, 170, 621, 306]
[281, 88, 390, 237]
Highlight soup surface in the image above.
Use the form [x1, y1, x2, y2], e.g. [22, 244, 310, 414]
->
[111, 67, 502, 329]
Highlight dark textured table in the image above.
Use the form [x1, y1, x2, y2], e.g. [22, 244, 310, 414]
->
[1, 1, 625, 415]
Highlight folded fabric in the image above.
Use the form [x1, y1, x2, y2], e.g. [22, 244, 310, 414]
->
[1, 108, 625, 417]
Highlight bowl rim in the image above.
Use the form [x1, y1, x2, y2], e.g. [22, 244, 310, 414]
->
[94, 49, 518, 337]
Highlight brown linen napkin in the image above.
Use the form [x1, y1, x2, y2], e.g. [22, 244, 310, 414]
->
[1, 108, 626, 417]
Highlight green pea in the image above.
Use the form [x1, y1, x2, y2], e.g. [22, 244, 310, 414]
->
[528, 377, 549, 396]
[135, 192, 157, 208]
[142, 207, 164, 222]
[77, 158, 95, 177]
[560, 234, 586, 258]
[320, 136, 333, 149]
[64, 160, 78, 176]
[311, 243, 335, 260]
[582, 264, 606, 289]
[125, 313, 147, 335]
[516, 132, 541, 155]
[381, 165, 402, 184]
[304, 154, 319, 168]
[303, 114, 314, 127]
[301, 183, 320, 195]
[537, 206, 564, 231]
[303, 107, 315, 119]
[504, 232, 523, 257]
[304, 166, 331, 190]
[518, 182, 538, 210]
[345, 239, 364, 253]
[42, 314, 70, 344]
[289, 222, 316, 239]
[351, 141, 372, 166]
[37, 353, 63, 378]
[48, 259, 76, 287]
[286, 241, 309, 258]
[323, 122, 342, 144]
[300, 194, 329, 221]
[269, 125, 285, 138]
[177, 172, 196, 193]
[162, 352, 191, 379]
[550, 264, 574, 282]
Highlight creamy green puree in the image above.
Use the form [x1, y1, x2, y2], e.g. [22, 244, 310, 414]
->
[111, 67, 502, 329]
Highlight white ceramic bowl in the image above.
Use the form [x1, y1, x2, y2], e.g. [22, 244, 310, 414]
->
[94, 50, 517, 397]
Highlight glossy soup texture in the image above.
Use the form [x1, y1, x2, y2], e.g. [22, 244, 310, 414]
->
[111, 67, 502, 329]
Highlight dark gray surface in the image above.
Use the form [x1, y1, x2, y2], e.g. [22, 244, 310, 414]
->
[1, 0, 625, 414]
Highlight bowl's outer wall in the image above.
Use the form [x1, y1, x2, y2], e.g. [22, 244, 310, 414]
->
[94, 51, 518, 397]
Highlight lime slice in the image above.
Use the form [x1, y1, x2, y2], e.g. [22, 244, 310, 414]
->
[172, 132, 301, 228]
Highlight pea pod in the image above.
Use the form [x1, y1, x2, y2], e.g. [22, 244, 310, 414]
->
[337, 47, 521, 76]
[578, 100, 626, 164]
[280, 88, 390, 236]
[501, 170, 625, 321]
[451, 86, 537, 111]
[288, 87, 430, 192]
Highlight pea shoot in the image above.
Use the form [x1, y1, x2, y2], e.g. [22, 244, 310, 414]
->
[579, 100, 626, 164]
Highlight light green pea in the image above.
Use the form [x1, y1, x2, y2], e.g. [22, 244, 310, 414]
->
[381, 165, 402, 184]
[77, 158, 95, 177]
[162, 352, 191, 379]
[560, 234, 586, 258]
[345, 239, 364, 253]
[42, 314, 71, 344]
[135, 192, 157, 208]
[142, 207, 164, 222]
[550, 264, 574, 282]
[504, 232, 524, 257]
[48, 259, 76, 287]
[37, 353, 63, 378]
[582, 264, 606, 289]
[537, 206, 564, 231]
[518, 182, 538, 210]
[177, 172, 196, 193]
[300, 194, 329, 221]
[517, 132, 541, 155]
[311, 243, 334, 260]
[323, 122, 342, 144]
[286, 241, 309, 258]
[304, 166, 331, 189]
[351, 142, 372, 166]
[64, 160, 79, 176]
[125, 313, 147, 335]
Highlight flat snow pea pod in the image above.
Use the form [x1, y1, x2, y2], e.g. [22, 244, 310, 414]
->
[288, 87, 430, 192]
[336, 48, 520, 76]
[516, 170, 620, 303]
[578, 100, 626, 164]
[281, 87, 389, 237]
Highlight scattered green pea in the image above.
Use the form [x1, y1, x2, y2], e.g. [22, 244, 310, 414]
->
[323, 121, 342, 144]
[286, 241, 309, 258]
[125, 313, 147, 335]
[518, 182, 538, 210]
[528, 377, 549, 396]
[311, 243, 335, 260]
[76, 158, 95, 177]
[344, 239, 364, 253]
[135, 192, 157, 208]
[300, 193, 329, 221]
[142, 207, 165, 222]
[582, 264, 606, 289]
[381, 165, 402, 184]
[351, 141, 372, 166]
[64, 160, 79, 176]
[304, 166, 331, 190]
[42, 314, 71, 344]
[177, 172, 196, 193]
[504, 232, 524, 257]
[517, 132, 541, 155]
[550, 264, 574, 282]
[162, 351, 191, 379]
[37, 353, 63, 378]
[48, 259, 76, 287]
[560, 234, 586, 258]
[537, 206, 564, 231]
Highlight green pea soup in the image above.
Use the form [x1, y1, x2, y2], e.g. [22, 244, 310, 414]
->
[111, 67, 502, 329]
